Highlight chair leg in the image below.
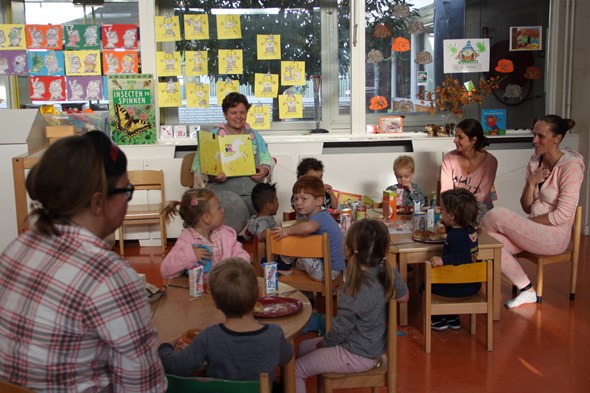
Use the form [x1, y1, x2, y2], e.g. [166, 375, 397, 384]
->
[570, 260, 578, 301]
[160, 220, 167, 256]
[119, 226, 125, 257]
[536, 263, 544, 303]
[470, 313, 476, 334]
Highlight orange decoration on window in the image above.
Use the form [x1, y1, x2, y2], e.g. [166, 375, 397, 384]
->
[391, 37, 410, 52]
[495, 59, 514, 73]
[373, 23, 392, 39]
[369, 96, 389, 110]
[523, 66, 541, 80]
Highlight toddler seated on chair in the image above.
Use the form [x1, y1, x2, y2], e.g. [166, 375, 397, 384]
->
[386, 155, 428, 208]
[243, 182, 279, 242]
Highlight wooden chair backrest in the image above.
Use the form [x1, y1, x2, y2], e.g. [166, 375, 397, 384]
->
[129, 169, 164, 192]
[429, 261, 489, 284]
[265, 231, 329, 260]
[180, 152, 196, 188]
[0, 380, 35, 393]
[166, 373, 270, 393]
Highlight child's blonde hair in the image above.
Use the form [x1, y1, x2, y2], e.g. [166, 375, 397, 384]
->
[393, 155, 415, 173]
[208, 258, 258, 318]
[161, 188, 217, 228]
[343, 219, 394, 299]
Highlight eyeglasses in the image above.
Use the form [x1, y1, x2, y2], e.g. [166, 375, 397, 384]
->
[109, 183, 135, 201]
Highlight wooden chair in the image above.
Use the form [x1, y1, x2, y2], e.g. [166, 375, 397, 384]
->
[264, 229, 343, 332]
[516, 206, 582, 303]
[0, 380, 35, 393]
[180, 152, 196, 188]
[318, 298, 398, 393]
[424, 261, 493, 353]
[118, 170, 167, 257]
[166, 373, 270, 393]
[283, 211, 296, 221]
[241, 235, 266, 276]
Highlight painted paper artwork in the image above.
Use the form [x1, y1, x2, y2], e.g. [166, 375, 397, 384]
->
[27, 50, 65, 76]
[278, 94, 303, 119]
[254, 73, 279, 98]
[379, 116, 403, 133]
[26, 25, 63, 50]
[281, 61, 305, 86]
[29, 75, 66, 101]
[64, 50, 101, 76]
[0, 50, 28, 76]
[155, 15, 180, 42]
[510, 26, 542, 51]
[63, 24, 100, 50]
[417, 71, 428, 86]
[218, 49, 243, 74]
[66, 76, 103, 101]
[156, 51, 182, 76]
[247, 103, 271, 130]
[102, 24, 139, 49]
[216, 79, 239, 105]
[216, 15, 241, 39]
[184, 14, 209, 40]
[186, 82, 210, 108]
[158, 80, 182, 107]
[443, 38, 490, 74]
[108, 74, 156, 145]
[257, 34, 281, 60]
[185, 50, 208, 76]
[102, 50, 139, 75]
[0, 24, 26, 50]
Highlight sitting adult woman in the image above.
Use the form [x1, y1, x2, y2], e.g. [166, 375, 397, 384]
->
[0, 132, 166, 392]
[480, 115, 584, 308]
[440, 118, 498, 224]
[192, 92, 273, 232]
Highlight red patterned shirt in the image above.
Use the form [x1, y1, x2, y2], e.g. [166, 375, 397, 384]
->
[0, 224, 167, 392]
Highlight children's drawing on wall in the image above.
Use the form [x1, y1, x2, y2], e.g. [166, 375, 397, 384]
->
[29, 75, 65, 101]
[443, 38, 490, 73]
[27, 26, 44, 48]
[156, 51, 181, 76]
[0, 50, 27, 76]
[509, 26, 542, 51]
[120, 53, 137, 73]
[122, 27, 138, 49]
[83, 52, 98, 73]
[0, 24, 26, 50]
[216, 79, 238, 105]
[27, 50, 65, 76]
[186, 82, 210, 108]
[185, 50, 208, 76]
[184, 14, 209, 40]
[257, 34, 281, 60]
[281, 61, 305, 86]
[278, 93, 302, 119]
[48, 78, 65, 100]
[254, 73, 279, 98]
[216, 14, 241, 39]
[66, 76, 103, 101]
[158, 79, 182, 107]
[84, 25, 99, 47]
[155, 15, 180, 42]
[417, 70, 428, 86]
[64, 25, 100, 50]
[65, 50, 100, 75]
[247, 103, 271, 130]
[45, 26, 61, 49]
[218, 49, 243, 74]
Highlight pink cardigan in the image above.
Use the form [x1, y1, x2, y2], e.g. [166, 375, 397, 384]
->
[160, 225, 251, 279]
[440, 150, 498, 204]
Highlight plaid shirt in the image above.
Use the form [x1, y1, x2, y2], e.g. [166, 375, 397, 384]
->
[0, 224, 166, 392]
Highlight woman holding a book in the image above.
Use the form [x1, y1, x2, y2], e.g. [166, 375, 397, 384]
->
[191, 92, 274, 232]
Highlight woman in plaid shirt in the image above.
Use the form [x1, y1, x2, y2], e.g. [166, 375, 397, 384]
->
[0, 132, 166, 392]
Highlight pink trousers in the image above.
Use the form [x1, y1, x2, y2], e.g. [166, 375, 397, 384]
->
[480, 207, 570, 288]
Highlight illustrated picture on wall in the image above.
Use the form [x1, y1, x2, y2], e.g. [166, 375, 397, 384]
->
[509, 26, 542, 51]
[417, 71, 428, 86]
[379, 115, 404, 133]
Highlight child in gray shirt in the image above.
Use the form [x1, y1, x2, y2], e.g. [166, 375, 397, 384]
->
[243, 182, 279, 241]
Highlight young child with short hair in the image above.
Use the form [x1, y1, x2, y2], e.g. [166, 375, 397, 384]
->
[428, 188, 481, 331]
[272, 175, 345, 279]
[243, 182, 279, 242]
[158, 258, 293, 385]
[160, 188, 250, 279]
[386, 155, 428, 207]
[292, 157, 338, 211]
[295, 219, 409, 393]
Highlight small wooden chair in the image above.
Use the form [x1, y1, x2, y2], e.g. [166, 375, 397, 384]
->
[318, 298, 398, 393]
[118, 170, 167, 256]
[180, 152, 196, 188]
[264, 229, 343, 332]
[241, 235, 266, 276]
[424, 261, 493, 353]
[166, 372, 270, 393]
[0, 380, 35, 393]
[516, 206, 582, 303]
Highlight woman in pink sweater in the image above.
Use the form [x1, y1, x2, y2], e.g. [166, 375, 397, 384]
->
[440, 118, 498, 224]
[480, 115, 584, 308]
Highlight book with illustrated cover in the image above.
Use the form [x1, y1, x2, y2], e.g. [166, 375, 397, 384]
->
[198, 131, 256, 177]
[482, 109, 506, 136]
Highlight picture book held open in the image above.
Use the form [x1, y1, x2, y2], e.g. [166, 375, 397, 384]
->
[198, 131, 256, 177]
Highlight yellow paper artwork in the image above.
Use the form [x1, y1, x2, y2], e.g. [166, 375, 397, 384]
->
[185, 50, 208, 76]
[65, 50, 101, 76]
[218, 49, 243, 75]
[216, 80, 239, 105]
[216, 15, 241, 40]
[198, 131, 256, 177]
[184, 14, 209, 40]
[254, 73, 279, 98]
[155, 15, 181, 42]
[156, 51, 182, 76]
[281, 61, 305, 86]
[279, 94, 303, 119]
[186, 82, 210, 108]
[247, 104, 271, 130]
[257, 34, 281, 60]
[0, 24, 26, 50]
[158, 80, 182, 107]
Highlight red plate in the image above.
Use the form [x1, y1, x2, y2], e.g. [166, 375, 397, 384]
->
[254, 296, 303, 318]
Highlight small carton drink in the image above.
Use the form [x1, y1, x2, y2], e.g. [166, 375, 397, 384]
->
[189, 265, 205, 298]
[382, 190, 397, 222]
[263, 262, 278, 295]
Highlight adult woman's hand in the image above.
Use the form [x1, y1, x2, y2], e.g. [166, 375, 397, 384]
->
[251, 166, 269, 182]
[213, 172, 227, 183]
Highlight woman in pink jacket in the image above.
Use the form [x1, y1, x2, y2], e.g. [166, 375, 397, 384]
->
[160, 188, 250, 279]
[480, 115, 584, 308]
[440, 118, 498, 224]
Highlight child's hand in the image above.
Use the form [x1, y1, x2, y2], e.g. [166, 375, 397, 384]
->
[213, 172, 227, 183]
[429, 256, 443, 267]
[271, 226, 289, 240]
[193, 246, 211, 263]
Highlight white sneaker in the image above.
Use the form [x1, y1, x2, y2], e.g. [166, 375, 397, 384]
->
[505, 289, 537, 308]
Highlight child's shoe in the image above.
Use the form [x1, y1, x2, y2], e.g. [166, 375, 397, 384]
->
[446, 315, 461, 330]
[431, 316, 448, 331]
[276, 258, 294, 275]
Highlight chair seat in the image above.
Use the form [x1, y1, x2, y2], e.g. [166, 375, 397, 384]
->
[322, 357, 386, 380]
[279, 270, 343, 293]
[517, 250, 572, 264]
[125, 203, 163, 217]
[431, 294, 488, 314]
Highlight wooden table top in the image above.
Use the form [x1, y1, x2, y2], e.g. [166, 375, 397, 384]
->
[151, 277, 312, 345]
[390, 230, 503, 253]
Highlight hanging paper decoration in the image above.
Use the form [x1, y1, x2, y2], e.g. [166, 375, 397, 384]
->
[397, 100, 415, 113]
[408, 19, 425, 35]
[393, 4, 410, 18]
[503, 84, 522, 99]
[495, 59, 514, 73]
[391, 37, 410, 52]
[373, 23, 392, 39]
[367, 49, 384, 64]
[523, 65, 541, 79]
[415, 50, 433, 64]
[369, 95, 388, 110]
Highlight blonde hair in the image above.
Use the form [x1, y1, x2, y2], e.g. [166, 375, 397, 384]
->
[393, 155, 415, 173]
[343, 219, 394, 299]
[161, 188, 216, 228]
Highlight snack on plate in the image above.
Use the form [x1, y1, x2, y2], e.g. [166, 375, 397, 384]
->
[254, 301, 265, 314]
[413, 227, 447, 242]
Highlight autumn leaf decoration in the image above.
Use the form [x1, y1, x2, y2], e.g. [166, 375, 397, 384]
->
[369, 95, 389, 111]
